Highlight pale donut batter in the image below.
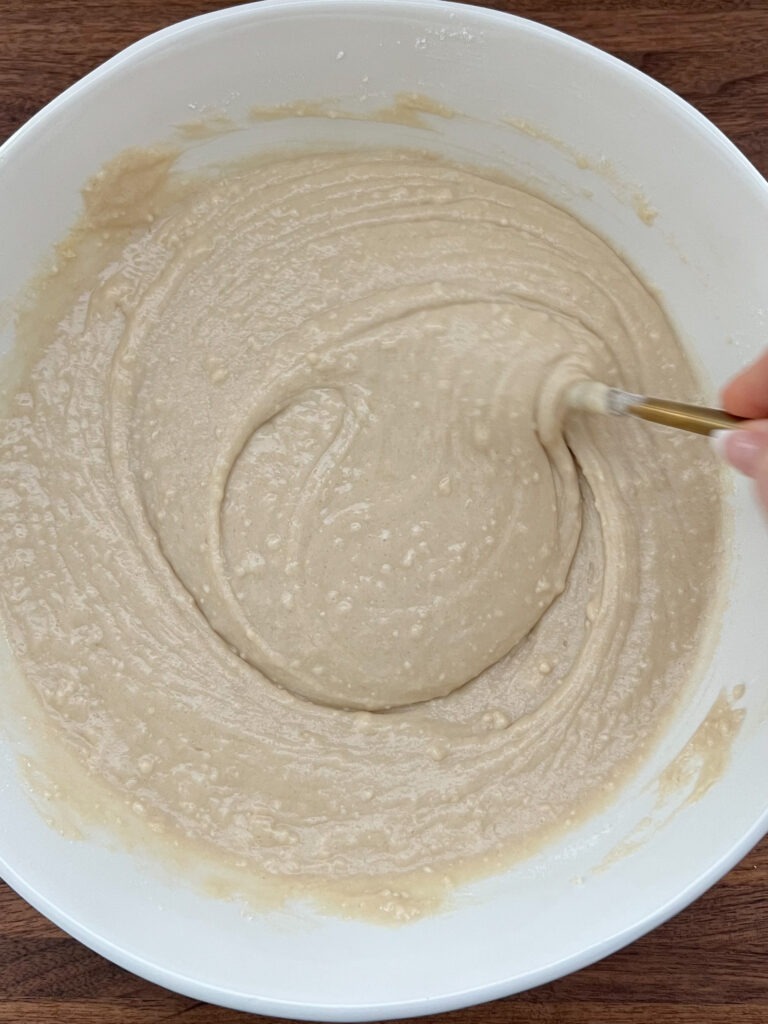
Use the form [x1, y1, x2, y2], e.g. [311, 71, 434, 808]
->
[0, 148, 724, 919]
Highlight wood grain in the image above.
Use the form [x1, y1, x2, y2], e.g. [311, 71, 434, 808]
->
[1, 1, 767, 1020]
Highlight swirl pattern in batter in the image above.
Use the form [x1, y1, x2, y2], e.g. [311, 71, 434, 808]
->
[0, 148, 724, 920]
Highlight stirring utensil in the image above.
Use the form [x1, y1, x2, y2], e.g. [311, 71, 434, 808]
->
[568, 381, 746, 437]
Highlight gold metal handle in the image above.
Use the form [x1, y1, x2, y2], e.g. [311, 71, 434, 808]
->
[625, 397, 746, 437]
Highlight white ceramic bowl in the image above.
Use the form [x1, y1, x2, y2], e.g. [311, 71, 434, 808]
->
[1, 2, 767, 1019]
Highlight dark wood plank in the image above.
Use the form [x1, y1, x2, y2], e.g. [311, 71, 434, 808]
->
[1, 1, 767, 1020]
[5, 2, 768, 175]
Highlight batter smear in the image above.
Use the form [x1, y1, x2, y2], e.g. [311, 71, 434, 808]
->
[0, 148, 724, 920]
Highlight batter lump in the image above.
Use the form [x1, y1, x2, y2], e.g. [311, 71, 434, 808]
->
[0, 148, 724, 919]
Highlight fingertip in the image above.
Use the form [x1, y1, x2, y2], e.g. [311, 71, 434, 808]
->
[721, 349, 768, 419]
[712, 428, 768, 478]
[719, 377, 742, 414]
[708, 429, 730, 461]
[756, 446, 768, 516]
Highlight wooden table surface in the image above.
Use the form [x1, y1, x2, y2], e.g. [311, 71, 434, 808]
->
[1, 1, 767, 1021]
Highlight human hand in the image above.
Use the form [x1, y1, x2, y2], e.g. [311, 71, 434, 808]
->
[716, 349, 768, 513]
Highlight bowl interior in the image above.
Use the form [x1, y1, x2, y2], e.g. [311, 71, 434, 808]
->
[1, 2, 767, 1019]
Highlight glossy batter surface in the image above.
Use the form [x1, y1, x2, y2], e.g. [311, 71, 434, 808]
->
[0, 149, 724, 919]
